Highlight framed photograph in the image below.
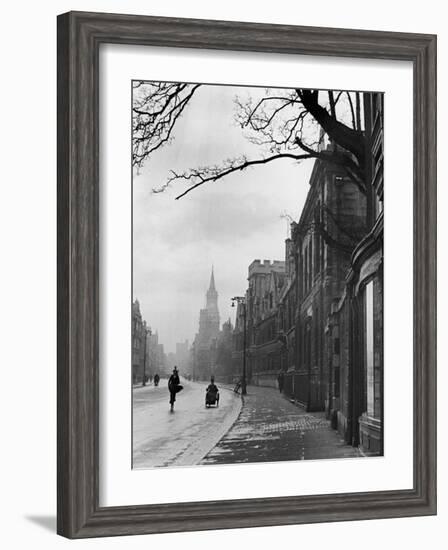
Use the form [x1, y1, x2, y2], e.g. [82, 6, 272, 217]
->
[57, 11, 437, 538]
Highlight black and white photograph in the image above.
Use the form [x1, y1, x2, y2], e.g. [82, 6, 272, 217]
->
[131, 82, 384, 469]
[1, 0, 441, 545]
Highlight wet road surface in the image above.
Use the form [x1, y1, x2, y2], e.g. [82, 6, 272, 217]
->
[133, 379, 241, 468]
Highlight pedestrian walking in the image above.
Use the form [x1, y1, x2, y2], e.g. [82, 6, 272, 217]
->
[168, 366, 183, 411]
[153, 373, 160, 386]
[277, 370, 285, 393]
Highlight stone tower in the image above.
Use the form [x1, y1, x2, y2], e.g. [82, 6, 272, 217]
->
[193, 267, 221, 380]
[205, 267, 220, 335]
[198, 267, 220, 343]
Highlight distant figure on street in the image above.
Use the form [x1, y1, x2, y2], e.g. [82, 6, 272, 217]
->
[205, 377, 219, 407]
[153, 373, 160, 387]
[206, 377, 219, 395]
[168, 366, 182, 411]
[277, 371, 285, 393]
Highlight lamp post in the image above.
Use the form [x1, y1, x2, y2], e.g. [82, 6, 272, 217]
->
[142, 324, 151, 387]
[231, 296, 247, 395]
[191, 341, 196, 382]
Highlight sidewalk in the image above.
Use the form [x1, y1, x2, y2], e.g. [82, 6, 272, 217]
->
[202, 385, 360, 465]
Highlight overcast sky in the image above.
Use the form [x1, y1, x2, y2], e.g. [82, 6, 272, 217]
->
[133, 84, 314, 353]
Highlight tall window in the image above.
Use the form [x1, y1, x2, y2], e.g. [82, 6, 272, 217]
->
[304, 244, 308, 294]
[365, 281, 374, 416]
[308, 238, 313, 288]
[334, 367, 340, 398]
[314, 203, 322, 275]
[314, 234, 321, 275]
[315, 307, 319, 365]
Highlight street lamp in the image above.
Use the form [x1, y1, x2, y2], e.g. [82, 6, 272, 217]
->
[142, 324, 151, 387]
[231, 296, 247, 395]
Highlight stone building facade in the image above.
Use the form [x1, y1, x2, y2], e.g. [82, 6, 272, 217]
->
[132, 299, 144, 383]
[290, 151, 367, 411]
[231, 298, 246, 384]
[132, 299, 151, 384]
[132, 299, 167, 383]
[246, 260, 286, 388]
[327, 93, 384, 454]
[277, 237, 299, 395]
[230, 92, 384, 456]
[213, 319, 234, 382]
[145, 330, 167, 378]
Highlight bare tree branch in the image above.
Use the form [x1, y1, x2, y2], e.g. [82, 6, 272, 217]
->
[132, 82, 370, 202]
[166, 153, 314, 200]
[345, 92, 357, 130]
[296, 89, 365, 168]
[355, 92, 361, 131]
[328, 91, 336, 118]
[132, 82, 201, 169]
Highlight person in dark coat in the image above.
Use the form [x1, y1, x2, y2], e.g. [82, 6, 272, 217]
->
[277, 371, 285, 393]
[206, 376, 218, 395]
[168, 366, 180, 411]
[205, 376, 219, 406]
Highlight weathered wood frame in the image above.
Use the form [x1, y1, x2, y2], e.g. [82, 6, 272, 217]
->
[57, 11, 437, 538]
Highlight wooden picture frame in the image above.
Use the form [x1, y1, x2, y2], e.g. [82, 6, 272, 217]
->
[57, 11, 437, 538]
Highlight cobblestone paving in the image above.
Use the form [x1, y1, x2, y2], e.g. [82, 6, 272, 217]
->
[202, 385, 360, 464]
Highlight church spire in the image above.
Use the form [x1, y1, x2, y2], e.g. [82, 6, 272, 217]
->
[206, 266, 219, 316]
[209, 265, 216, 292]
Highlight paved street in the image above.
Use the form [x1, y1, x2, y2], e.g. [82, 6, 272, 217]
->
[202, 385, 360, 465]
[133, 379, 241, 468]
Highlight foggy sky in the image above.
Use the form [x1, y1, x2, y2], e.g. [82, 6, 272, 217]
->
[133, 84, 314, 353]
